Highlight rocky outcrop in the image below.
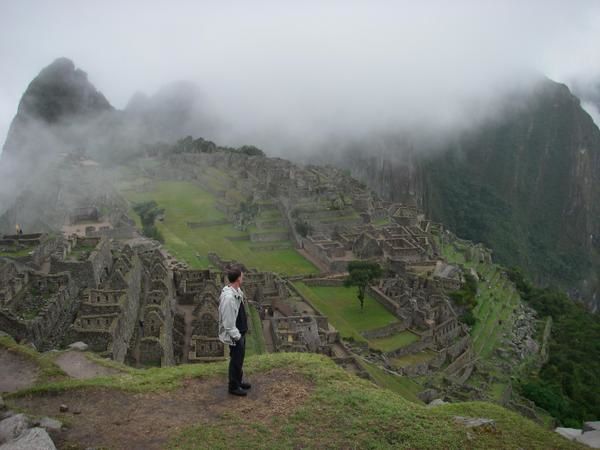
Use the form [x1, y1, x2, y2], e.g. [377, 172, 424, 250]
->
[1, 57, 113, 165]
[0, 411, 58, 450]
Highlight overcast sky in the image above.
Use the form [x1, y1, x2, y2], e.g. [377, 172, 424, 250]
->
[1, 1, 600, 154]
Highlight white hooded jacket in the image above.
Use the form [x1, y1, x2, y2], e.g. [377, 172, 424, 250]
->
[218, 285, 244, 346]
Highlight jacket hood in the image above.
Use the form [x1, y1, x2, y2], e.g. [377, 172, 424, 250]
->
[222, 285, 238, 295]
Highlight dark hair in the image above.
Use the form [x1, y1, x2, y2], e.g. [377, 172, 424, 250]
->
[227, 266, 242, 283]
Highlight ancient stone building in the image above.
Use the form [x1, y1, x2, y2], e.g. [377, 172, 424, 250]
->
[0, 259, 79, 350]
[173, 268, 226, 362]
[67, 244, 143, 362]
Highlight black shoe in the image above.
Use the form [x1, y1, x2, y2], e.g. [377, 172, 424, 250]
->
[240, 381, 252, 390]
[228, 387, 247, 396]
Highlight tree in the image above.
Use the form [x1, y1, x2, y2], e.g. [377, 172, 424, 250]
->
[344, 261, 383, 311]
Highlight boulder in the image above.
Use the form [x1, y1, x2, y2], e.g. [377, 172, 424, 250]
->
[36, 417, 62, 432]
[417, 388, 439, 404]
[584, 422, 600, 433]
[576, 430, 600, 449]
[427, 399, 447, 408]
[454, 416, 496, 431]
[0, 414, 31, 444]
[0, 427, 56, 450]
[67, 342, 88, 351]
[555, 427, 582, 441]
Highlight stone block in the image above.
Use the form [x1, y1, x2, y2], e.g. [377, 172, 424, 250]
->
[584, 422, 600, 433]
[36, 417, 62, 432]
[576, 430, 600, 448]
[0, 427, 56, 450]
[555, 427, 582, 441]
[0, 414, 31, 444]
[67, 341, 88, 351]
[427, 399, 447, 408]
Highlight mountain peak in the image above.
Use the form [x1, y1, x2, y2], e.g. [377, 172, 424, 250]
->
[15, 57, 113, 124]
[1, 57, 113, 163]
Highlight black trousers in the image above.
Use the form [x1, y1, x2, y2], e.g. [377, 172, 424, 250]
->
[228, 334, 245, 390]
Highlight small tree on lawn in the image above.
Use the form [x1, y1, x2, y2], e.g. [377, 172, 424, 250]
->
[344, 261, 383, 311]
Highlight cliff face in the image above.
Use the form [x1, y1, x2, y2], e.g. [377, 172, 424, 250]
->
[344, 79, 600, 311]
[1, 57, 113, 163]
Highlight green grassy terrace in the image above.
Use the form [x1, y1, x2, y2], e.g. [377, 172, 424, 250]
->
[437, 237, 520, 358]
[118, 180, 318, 275]
[293, 283, 398, 342]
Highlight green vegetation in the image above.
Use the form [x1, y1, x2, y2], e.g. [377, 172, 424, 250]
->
[390, 350, 436, 369]
[369, 330, 420, 352]
[0, 245, 35, 258]
[246, 306, 266, 356]
[508, 268, 600, 427]
[294, 219, 313, 238]
[169, 354, 579, 449]
[344, 260, 383, 310]
[132, 200, 165, 243]
[439, 238, 520, 358]
[2, 338, 579, 448]
[67, 242, 97, 261]
[120, 181, 317, 275]
[356, 358, 423, 404]
[423, 83, 596, 291]
[294, 283, 397, 343]
[449, 272, 478, 325]
[0, 335, 66, 383]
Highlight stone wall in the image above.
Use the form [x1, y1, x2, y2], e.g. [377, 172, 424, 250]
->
[0, 310, 28, 342]
[366, 286, 402, 318]
[110, 253, 143, 362]
[302, 278, 345, 287]
[139, 337, 163, 366]
[361, 322, 409, 340]
[49, 238, 112, 288]
[384, 337, 433, 358]
[187, 219, 229, 228]
[250, 231, 290, 242]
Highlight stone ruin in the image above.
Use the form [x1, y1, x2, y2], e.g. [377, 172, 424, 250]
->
[0, 144, 488, 398]
[0, 259, 79, 351]
[173, 268, 225, 362]
[205, 253, 339, 356]
[365, 273, 475, 381]
[63, 203, 136, 239]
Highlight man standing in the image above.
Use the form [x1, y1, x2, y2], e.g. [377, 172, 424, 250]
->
[218, 266, 251, 396]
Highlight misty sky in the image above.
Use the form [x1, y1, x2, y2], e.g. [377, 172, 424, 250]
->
[2, 0, 600, 155]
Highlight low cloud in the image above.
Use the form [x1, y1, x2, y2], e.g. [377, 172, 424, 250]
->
[1, 1, 600, 158]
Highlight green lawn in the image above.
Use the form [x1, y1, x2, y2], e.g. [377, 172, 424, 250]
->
[390, 350, 436, 369]
[357, 358, 424, 404]
[246, 306, 266, 357]
[120, 181, 317, 275]
[369, 330, 420, 352]
[293, 283, 399, 343]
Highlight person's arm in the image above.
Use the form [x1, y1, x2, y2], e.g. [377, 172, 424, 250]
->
[221, 293, 241, 342]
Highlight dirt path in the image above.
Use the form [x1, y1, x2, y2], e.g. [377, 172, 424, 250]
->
[12, 368, 313, 450]
[0, 347, 39, 393]
[54, 351, 121, 379]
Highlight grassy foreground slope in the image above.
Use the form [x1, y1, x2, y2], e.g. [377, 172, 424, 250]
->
[3, 338, 580, 449]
